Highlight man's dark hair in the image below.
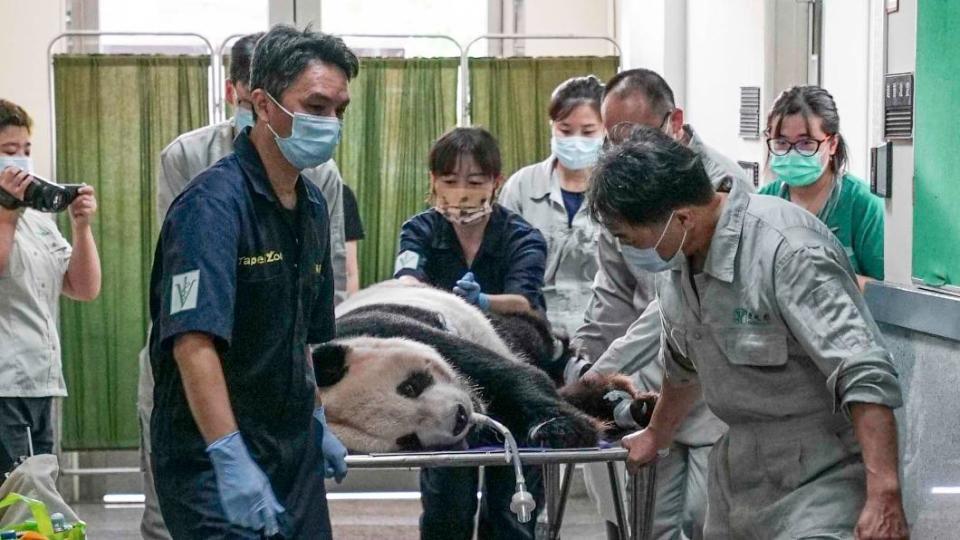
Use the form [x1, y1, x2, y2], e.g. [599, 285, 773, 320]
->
[548, 75, 604, 122]
[228, 32, 265, 85]
[429, 127, 502, 178]
[767, 85, 848, 175]
[603, 69, 676, 118]
[0, 99, 32, 134]
[250, 24, 359, 100]
[588, 125, 714, 226]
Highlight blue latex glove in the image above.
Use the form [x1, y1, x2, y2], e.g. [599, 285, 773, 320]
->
[314, 407, 348, 483]
[206, 431, 284, 536]
[453, 272, 490, 311]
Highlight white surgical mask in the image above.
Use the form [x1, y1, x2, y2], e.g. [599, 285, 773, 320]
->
[233, 106, 255, 133]
[0, 156, 33, 174]
[551, 135, 602, 170]
[621, 212, 686, 273]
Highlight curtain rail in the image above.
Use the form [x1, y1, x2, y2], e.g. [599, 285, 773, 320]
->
[459, 34, 622, 125]
[46, 31, 218, 180]
[215, 33, 464, 123]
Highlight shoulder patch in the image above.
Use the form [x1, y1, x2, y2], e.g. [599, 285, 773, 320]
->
[170, 270, 200, 315]
[395, 250, 421, 273]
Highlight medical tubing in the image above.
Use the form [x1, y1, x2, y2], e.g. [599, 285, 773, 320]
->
[471, 413, 526, 489]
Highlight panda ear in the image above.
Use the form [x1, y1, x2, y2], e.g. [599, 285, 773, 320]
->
[312, 343, 350, 387]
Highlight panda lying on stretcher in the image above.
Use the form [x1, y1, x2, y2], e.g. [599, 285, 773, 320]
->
[313, 281, 658, 453]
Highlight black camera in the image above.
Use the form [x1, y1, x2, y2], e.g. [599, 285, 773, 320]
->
[0, 174, 83, 213]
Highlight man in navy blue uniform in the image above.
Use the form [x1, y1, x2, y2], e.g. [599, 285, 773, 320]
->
[148, 25, 359, 539]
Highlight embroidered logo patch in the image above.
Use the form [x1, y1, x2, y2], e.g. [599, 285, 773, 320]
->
[733, 308, 770, 326]
[170, 270, 200, 315]
[395, 250, 420, 273]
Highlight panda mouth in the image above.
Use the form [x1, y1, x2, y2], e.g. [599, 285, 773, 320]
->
[452, 404, 470, 435]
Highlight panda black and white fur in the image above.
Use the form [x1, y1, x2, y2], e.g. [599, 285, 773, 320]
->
[314, 281, 602, 453]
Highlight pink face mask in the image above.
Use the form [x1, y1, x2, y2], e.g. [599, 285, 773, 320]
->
[433, 185, 494, 225]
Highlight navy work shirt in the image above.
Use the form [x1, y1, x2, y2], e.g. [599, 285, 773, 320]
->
[394, 204, 548, 311]
[148, 130, 335, 482]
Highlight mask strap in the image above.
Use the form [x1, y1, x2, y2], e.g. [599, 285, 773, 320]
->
[653, 211, 676, 251]
[266, 92, 294, 119]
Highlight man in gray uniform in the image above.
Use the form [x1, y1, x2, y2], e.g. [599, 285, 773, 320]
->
[591, 126, 907, 539]
[573, 69, 751, 540]
[137, 32, 349, 540]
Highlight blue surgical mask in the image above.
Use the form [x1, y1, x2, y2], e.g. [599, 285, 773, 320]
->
[0, 156, 33, 174]
[551, 135, 603, 170]
[233, 106, 255, 133]
[266, 93, 341, 170]
[770, 149, 827, 187]
[620, 212, 687, 273]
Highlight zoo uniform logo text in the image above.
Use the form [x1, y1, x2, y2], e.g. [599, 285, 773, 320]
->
[239, 250, 283, 267]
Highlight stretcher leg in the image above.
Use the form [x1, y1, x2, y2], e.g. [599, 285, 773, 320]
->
[607, 461, 629, 539]
[547, 463, 575, 539]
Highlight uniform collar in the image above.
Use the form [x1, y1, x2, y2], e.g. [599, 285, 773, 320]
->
[234, 128, 321, 207]
[532, 156, 580, 210]
[432, 204, 507, 258]
[701, 177, 750, 283]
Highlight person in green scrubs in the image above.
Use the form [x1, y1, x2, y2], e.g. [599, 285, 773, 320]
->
[760, 85, 884, 289]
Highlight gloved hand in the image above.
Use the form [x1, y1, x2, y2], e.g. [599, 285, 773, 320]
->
[314, 407, 348, 483]
[206, 431, 284, 536]
[453, 272, 490, 311]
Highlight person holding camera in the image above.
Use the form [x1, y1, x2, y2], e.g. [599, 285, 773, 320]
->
[0, 99, 101, 475]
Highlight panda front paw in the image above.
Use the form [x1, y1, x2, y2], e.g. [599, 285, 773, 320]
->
[526, 410, 601, 449]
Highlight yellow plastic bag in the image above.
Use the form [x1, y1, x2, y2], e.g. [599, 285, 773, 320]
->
[0, 493, 85, 540]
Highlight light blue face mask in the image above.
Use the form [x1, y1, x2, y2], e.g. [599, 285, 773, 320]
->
[233, 106, 255, 133]
[769, 149, 827, 187]
[551, 135, 603, 170]
[0, 156, 33, 174]
[266, 93, 341, 170]
[620, 212, 687, 274]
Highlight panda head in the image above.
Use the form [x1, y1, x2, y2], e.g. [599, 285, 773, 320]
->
[313, 336, 478, 453]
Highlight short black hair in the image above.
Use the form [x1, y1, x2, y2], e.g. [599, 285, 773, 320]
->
[228, 32, 265, 85]
[250, 24, 359, 100]
[0, 99, 32, 134]
[588, 125, 714, 226]
[428, 127, 502, 178]
[767, 85, 849, 174]
[603, 69, 676, 118]
[549, 75, 604, 121]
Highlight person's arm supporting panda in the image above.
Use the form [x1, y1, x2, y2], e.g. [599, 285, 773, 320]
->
[487, 223, 548, 315]
[394, 214, 432, 286]
[308, 227, 348, 482]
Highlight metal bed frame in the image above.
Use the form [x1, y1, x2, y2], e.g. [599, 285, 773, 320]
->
[345, 447, 656, 540]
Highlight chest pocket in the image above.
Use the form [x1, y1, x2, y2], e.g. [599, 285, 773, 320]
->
[718, 327, 788, 367]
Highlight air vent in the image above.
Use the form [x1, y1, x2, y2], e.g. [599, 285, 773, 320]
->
[738, 161, 760, 188]
[739, 86, 761, 138]
[884, 73, 914, 140]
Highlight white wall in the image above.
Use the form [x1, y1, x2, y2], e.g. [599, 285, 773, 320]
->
[517, 0, 617, 57]
[685, 0, 769, 166]
[616, 0, 686, 106]
[0, 0, 67, 179]
[822, 0, 871, 179]
[884, 0, 917, 285]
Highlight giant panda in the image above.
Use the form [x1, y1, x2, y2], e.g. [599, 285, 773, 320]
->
[314, 281, 656, 453]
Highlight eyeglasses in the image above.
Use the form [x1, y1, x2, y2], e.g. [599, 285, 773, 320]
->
[766, 136, 831, 157]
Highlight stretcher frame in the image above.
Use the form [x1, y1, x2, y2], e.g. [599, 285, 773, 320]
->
[345, 447, 656, 540]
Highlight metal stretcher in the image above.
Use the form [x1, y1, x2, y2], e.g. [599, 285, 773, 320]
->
[345, 446, 657, 540]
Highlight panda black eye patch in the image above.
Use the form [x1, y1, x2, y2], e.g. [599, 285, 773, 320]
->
[397, 370, 434, 398]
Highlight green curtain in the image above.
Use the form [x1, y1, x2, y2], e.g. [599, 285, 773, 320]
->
[54, 55, 210, 450]
[334, 57, 460, 287]
[469, 56, 619, 178]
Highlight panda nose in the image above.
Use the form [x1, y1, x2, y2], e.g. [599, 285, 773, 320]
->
[453, 404, 470, 435]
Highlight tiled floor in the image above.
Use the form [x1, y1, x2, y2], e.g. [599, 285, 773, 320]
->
[75, 494, 609, 540]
